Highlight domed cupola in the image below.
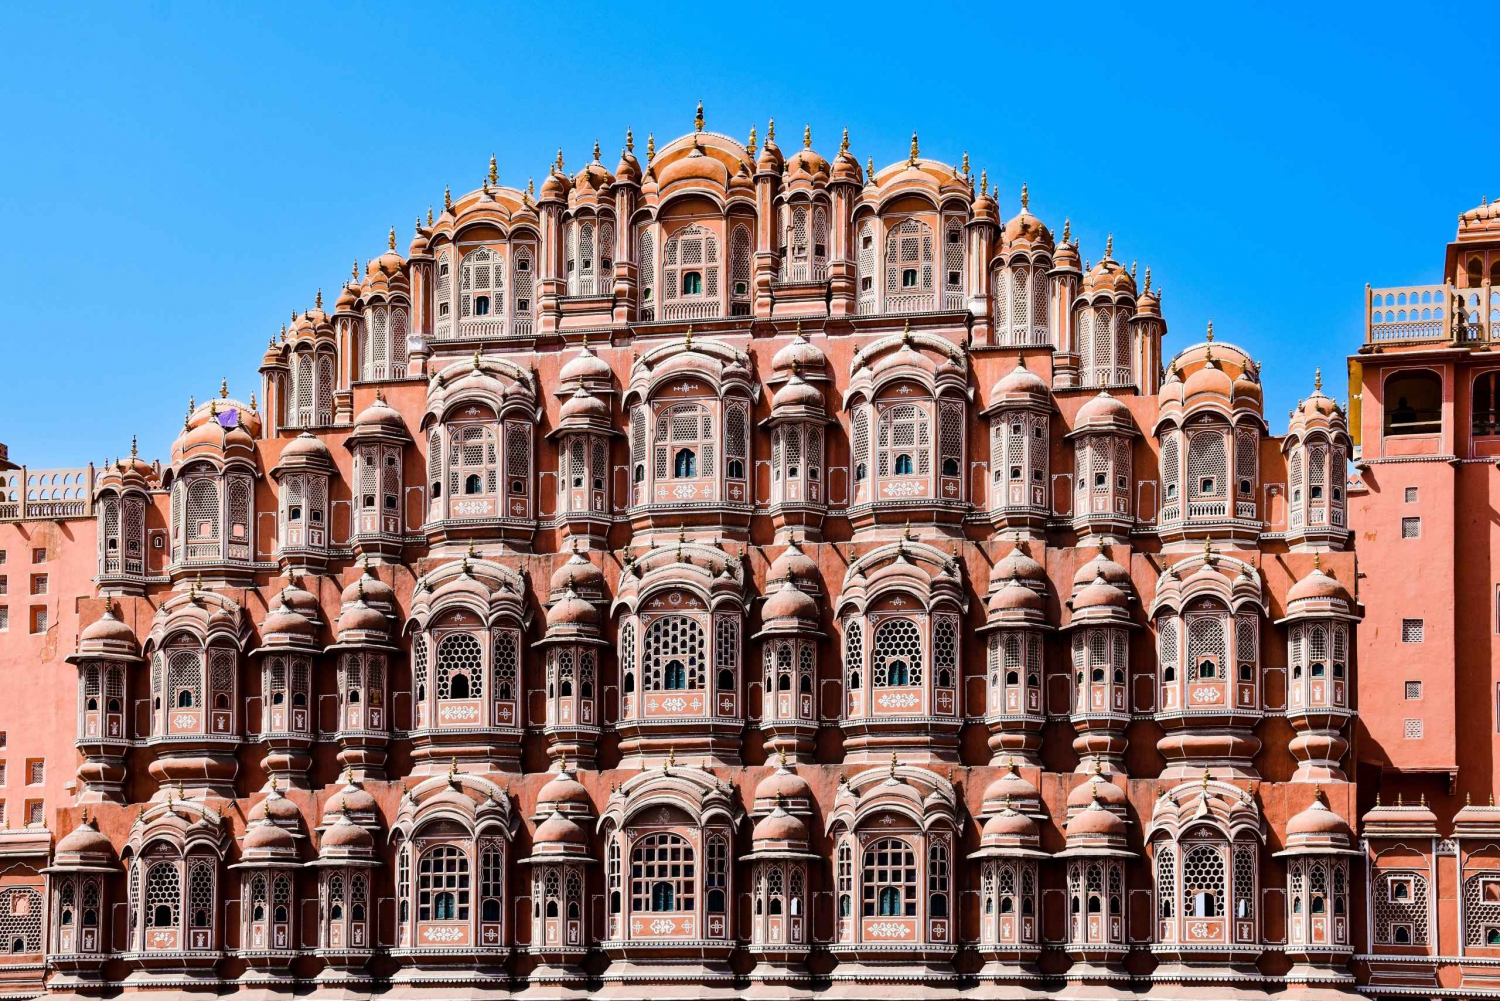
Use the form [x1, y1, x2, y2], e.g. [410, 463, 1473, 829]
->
[983, 356, 1053, 536]
[538, 550, 609, 770]
[756, 541, 826, 761]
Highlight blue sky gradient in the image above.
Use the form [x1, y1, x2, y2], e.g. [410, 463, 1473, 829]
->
[0, 2, 1490, 465]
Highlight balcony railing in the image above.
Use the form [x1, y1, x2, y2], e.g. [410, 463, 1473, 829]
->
[0, 465, 95, 522]
[662, 299, 721, 321]
[1367, 282, 1498, 345]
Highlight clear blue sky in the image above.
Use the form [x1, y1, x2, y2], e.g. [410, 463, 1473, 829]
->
[0, 2, 1488, 467]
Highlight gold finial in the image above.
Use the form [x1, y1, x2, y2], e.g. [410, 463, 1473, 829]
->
[694, 100, 705, 133]
[131, 435, 138, 457]
[415, 216, 422, 238]
[350, 259, 360, 284]
[908, 130, 919, 165]
[961, 150, 970, 177]
[386, 226, 396, 251]
[646, 133, 655, 164]
[1144, 266, 1152, 293]
[559, 752, 568, 773]
[1105, 233, 1113, 258]
[902, 519, 914, 542]
[684, 325, 693, 350]
[665, 748, 675, 773]
[890, 750, 900, 779]
[980, 168, 988, 192]
[1020, 183, 1029, 210]
[448, 757, 459, 783]
[1130, 261, 1137, 280]
[1205, 320, 1214, 342]
[840, 127, 849, 153]
[1314, 367, 1323, 391]
[866, 156, 875, 182]
[444, 185, 453, 211]
[747, 125, 757, 158]
[767, 117, 776, 142]
[1468, 792, 1473, 806]
[900, 319, 911, 345]
[592, 140, 601, 162]
[554, 148, 564, 173]
[626, 128, 634, 153]
[315, 287, 323, 310]
[1313, 551, 1322, 572]
[527, 177, 534, 198]
[249, 391, 256, 409]
[581, 329, 590, 351]
[487, 153, 498, 187]
[778, 746, 788, 768]
[1061, 217, 1070, 242]
[802, 123, 811, 148]
[427, 205, 434, 227]
[219, 378, 228, 399]
[1421, 793, 1427, 807]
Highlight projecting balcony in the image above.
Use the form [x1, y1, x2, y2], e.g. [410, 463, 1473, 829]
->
[1366, 283, 1498, 345]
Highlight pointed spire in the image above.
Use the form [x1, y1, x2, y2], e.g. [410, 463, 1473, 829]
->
[1020, 183, 1029, 210]
[1315, 367, 1323, 391]
[840, 127, 849, 154]
[444, 185, 453, 211]
[802, 123, 811, 149]
[747, 125, 757, 158]
[1105, 233, 1113, 258]
[592, 140, 601, 162]
[427, 205, 434, 227]
[388, 226, 397, 251]
[694, 99, 705, 133]
[646, 133, 655, 164]
[488, 153, 498, 186]
[131, 434, 138, 458]
[908, 130, 919, 165]
[1205, 320, 1215, 342]
[961, 150, 970, 177]
[626, 127, 634, 153]
[220, 378, 228, 399]
[980, 168, 988, 193]
[767, 117, 776, 143]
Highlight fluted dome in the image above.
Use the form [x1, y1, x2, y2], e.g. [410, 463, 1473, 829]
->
[546, 587, 599, 630]
[771, 372, 824, 411]
[559, 344, 613, 386]
[249, 786, 303, 827]
[340, 567, 395, 610]
[762, 578, 819, 625]
[992, 546, 1047, 588]
[982, 760, 1039, 812]
[351, 394, 408, 436]
[55, 819, 115, 860]
[1068, 772, 1127, 813]
[1287, 564, 1352, 604]
[1073, 553, 1130, 589]
[658, 146, 730, 190]
[772, 328, 827, 375]
[319, 812, 375, 852]
[1081, 254, 1136, 296]
[549, 551, 605, 597]
[1075, 391, 1132, 429]
[1071, 573, 1130, 612]
[1286, 796, 1352, 839]
[981, 805, 1039, 846]
[989, 578, 1043, 615]
[534, 810, 587, 848]
[754, 761, 814, 812]
[1002, 204, 1054, 251]
[767, 540, 819, 588]
[242, 819, 296, 854]
[79, 607, 139, 652]
[1066, 798, 1128, 838]
[536, 768, 594, 813]
[990, 357, 1049, 402]
[559, 387, 610, 423]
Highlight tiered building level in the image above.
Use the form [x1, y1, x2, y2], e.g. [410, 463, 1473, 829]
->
[11, 109, 1479, 1000]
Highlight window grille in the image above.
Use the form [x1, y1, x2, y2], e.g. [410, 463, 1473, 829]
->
[167, 649, 201, 708]
[418, 845, 470, 921]
[210, 649, 234, 707]
[933, 616, 957, 683]
[0, 888, 40, 953]
[643, 615, 705, 691]
[1157, 618, 1179, 679]
[1375, 872, 1428, 944]
[1156, 845, 1176, 918]
[879, 404, 931, 478]
[145, 862, 179, 927]
[871, 618, 923, 687]
[1403, 718, 1423, 739]
[391, 308, 409, 370]
[1405, 681, 1422, 700]
[493, 629, 518, 701]
[1405, 486, 1418, 503]
[1188, 615, 1227, 679]
[856, 222, 876, 311]
[1187, 432, 1226, 499]
[1161, 431, 1180, 500]
[1401, 517, 1420, 538]
[412, 636, 428, 702]
[943, 219, 964, 292]
[631, 832, 695, 913]
[939, 402, 964, 475]
[929, 839, 951, 916]
[1182, 844, 1225, 918]
[481, 843, 504, 912]
[1235, 431, 1257, 494]
[862, 838, 917, 917]
[186, 479, 219, 542]
[1401, 619, 1424, 643]
[188, 861, 214, 929]
[505, 422, 531, 495]
[435, 633, 483, 700]
[1235, 615, 1257, 676]
[1233, 844, 1255, 920]
[852, 407, 870, 481]
[638, 229, 655, 309]
[843, 620, 863, 689]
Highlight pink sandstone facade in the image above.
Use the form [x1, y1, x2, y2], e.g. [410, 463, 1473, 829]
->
[0, 108, 1477, 998]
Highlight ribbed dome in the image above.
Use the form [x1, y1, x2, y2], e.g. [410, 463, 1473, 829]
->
[559, 388, 610, 423]
[80, 607, 138, 649]
[242, 819, 296, 853]
[1066, 798, 1127, 838]
[546, 588, 599, 630]
[1286, 796, 1352, 839]
[337, 597, 387, 637]
[1072, 554, 1130, 589]
[658, 147, 730, 190]
[991, 547, 1046, 589]
[981, 806, 1038, 844]
[1071, 573, 1129, 612]
[1075, 391, 1132, 428]
[1287, 564, 1352, 604]
[990, 357, 1049, 401]
[250, 787, 303, 826]
[1068, 773, 1127, 812]
[762, 578, 818, 624]
[559, 344, 613, 386]
[989, 579, 1043, 615]
[754, 763, 813, 806]
[1002, 206, 1053, 250]
[279, 432, 331, 465]
[549, 552, 605, 596]
[340, 567, 395, 609]
[320, 813, 375, 851]
[352, 394, 407, 434]
[324, 780, 377, 820]
[753, 805, 809, 845]
[536, 768, 593, 812]
[56, 819, 114, 858]
[534, 810, 587, 847]
[982, 761, 1038, 809]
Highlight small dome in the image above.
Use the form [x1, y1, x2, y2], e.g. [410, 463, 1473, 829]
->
[981, 806, 1038, 844]
[340, 567, 395, 610]
[320, 813, 375, 851]
[1286, 796, 1352, 840]
[1071, 573, 1130, 612]
[754, 763, 813, 807]
[536, 768, 594, 812]
[989, 579, 1043, 615]
[243, 819, 296, 853]
[1066, 798, 1127, 838]
[1072, 554, 1130, 589]
[1081, 254, 1135, 297]
[762, 578, 818, 624]
[1183, 357, 1234, 401]
[277, 579, 321, 620]
[80, 607, 138, 649]
[990, 357, 1049, 401]
[658, 147, 730, 190]
[352, 394, 408, 434]
[546, 588, 600, 630]
[771, 372, 824, 411]
[559, 344, 613, 386]
[753, 805, 809, 845]
[559, 387, 611, 423]
[771, 328, 827, 375]
[56, 819, 114, 858]
[324, 780, 377, 819]
[261, 599, 317, 643]
[1002, 206, 1054, 250]
[767, 540, 819, 587]
[337, 597, 388, 637]
[1068, 772, 1127, 812]
[550, 551, 605, 596]
[756, 126, 784, 173]
[729, 162, 754, 197]
[982, 761, 1039, 810]
[334, 282, 360, 313]
[992, 547, 1046, 588]
[534, 810, 587, 848]
[539, 169, 569, 202]
[249, 787, 303, 826]
[1287, 563, 1352, 604]
[1075, 391, 1132, 429]
[615, 141, 642, 185]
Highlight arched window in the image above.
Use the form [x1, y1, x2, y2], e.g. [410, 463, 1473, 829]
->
[461, 247, 504, 326]
[1182, 844, 1225, 919]
[643, 616, 705, 691]
[885, 218, 934, 309]
[872, 618, 922, 688]
[856, 220, 877, 313]
[878, 403, 931, 480]
[862, 838, 917, 917]
[631, 833, 694, 913]
[450, 423, 496, 499]
[1384, 370, 1442, 436]
[844, 619, 863, 691]
[418, 845, 470, 922]
[663, 224, 719, 313]
[435, 633, 483, 701]
[1187, 431, 1227, 500]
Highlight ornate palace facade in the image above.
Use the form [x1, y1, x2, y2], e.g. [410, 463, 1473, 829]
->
[6, 109, 1480, 999]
